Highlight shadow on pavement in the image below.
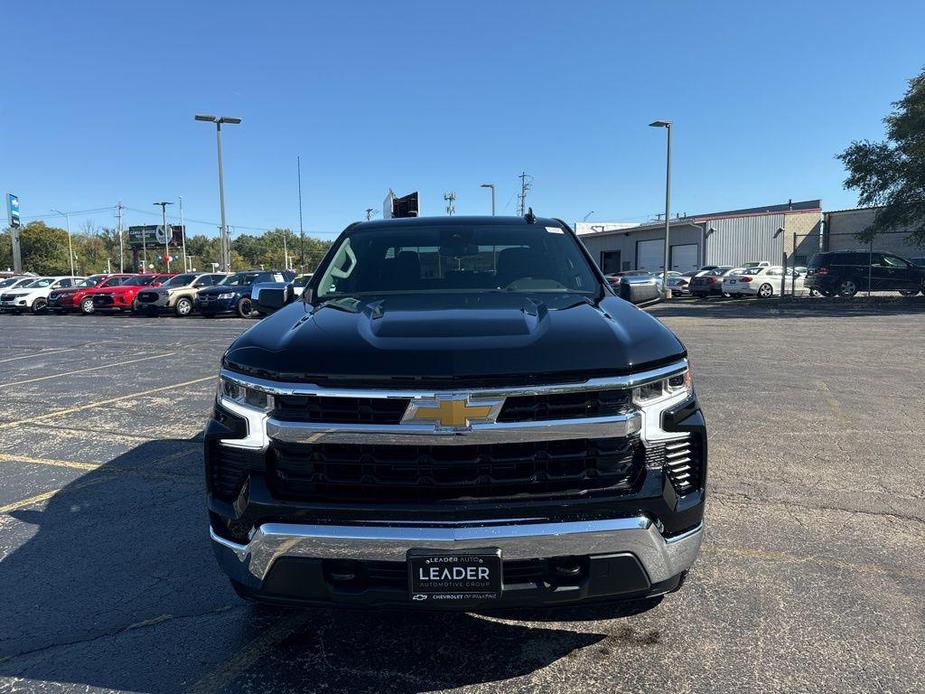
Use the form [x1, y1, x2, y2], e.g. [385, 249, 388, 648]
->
[0, 437, 648, 693]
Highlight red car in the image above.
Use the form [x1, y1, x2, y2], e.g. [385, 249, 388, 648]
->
[85, 274, 175, 313]
[47, 274, 137, 314]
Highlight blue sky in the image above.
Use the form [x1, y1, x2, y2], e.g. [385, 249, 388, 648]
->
[3, 1, 924, 239]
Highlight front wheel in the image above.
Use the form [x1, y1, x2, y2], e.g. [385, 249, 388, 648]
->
[175, 297, 193, 317]
[837, 279, 858, 298]
[31, 298, 48, 314]
[236, 298, 254, 318]
[80, 298, 95, 315]
[757, 283, 773, 299]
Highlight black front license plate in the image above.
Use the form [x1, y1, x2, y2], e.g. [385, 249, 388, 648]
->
[408, 548, 502, 603]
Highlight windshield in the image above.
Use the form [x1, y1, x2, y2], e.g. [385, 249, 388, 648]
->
[219, 272, 264, 287]
[123, 275, 157, 286]
[0, 277, 21, 288]
[25, 278, 54, 288]
[316, 224, 599, 299]
[163, 274, 197, 287]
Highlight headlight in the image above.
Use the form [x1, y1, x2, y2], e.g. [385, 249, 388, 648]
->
[217, 292, 235, 300]
[633, 368, 694, 445]
[632, 369, 693, 406]
[218, 376, 273, 412]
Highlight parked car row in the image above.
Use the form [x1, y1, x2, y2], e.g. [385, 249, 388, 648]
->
[0, 270, 297, 318]
[604, 252, 925, 300]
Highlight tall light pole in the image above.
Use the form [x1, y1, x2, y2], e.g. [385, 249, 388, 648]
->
[50, 209, 75, 277]
[582, 210, 595, 222]
[195, 114, 242, 271]
[649, 120, 672, 299]
[297, 155, 304, 271]
[154, 201, 174, 271]
[480, 183, 495, 215]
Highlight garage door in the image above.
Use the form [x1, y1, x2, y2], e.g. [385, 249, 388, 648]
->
[670, 244, 699, 272]
[636, 239, 663, 271]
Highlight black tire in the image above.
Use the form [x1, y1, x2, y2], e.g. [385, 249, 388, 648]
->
[175, 297, 193, 317]
[80, 298, 95, 315]
[837, 279, 859, 298]
[898, 289, 919, 297]
[236, 297, 254, 318]
[31, 298, 48, 314]
[757, 283, 773, 299]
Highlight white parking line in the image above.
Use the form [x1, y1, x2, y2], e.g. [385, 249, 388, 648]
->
[0, 348, 78, 364]
[0, 351, 177, 388]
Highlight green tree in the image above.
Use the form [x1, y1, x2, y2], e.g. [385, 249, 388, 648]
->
[838, 67, 925, 243]
[17, 222, 72, 274]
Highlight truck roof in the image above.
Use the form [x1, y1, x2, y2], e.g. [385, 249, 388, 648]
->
[351, 215, 563, 231]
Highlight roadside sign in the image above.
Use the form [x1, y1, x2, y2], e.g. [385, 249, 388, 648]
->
[6, 194, 20, 228]
[128, 224, 184, 249]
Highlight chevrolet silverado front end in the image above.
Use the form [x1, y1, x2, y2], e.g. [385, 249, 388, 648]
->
[205, 215, 706, 609]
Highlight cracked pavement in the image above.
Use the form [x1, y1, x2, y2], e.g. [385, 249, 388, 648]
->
[0, 302, 923, 693]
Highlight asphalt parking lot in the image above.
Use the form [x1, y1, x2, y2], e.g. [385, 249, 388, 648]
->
[1, 303, 923, 694]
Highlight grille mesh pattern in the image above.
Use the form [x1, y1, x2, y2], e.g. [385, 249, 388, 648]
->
[497, 390, 632, 422]
[268, 436, 643, 504]
[273, 395, 410, 424]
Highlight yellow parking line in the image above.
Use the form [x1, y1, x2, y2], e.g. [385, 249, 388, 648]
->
[0, 477, 110, 514]
[0, 452, 98, 471]
[0, 375, 216, 430]
[0, 348, 77, 364]
[0, 351, 177, 388]
[0, 489, 61, 513]
[185, 612, 308, 694]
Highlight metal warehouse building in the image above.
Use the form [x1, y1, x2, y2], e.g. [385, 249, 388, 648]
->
[579, 200, 823, 274]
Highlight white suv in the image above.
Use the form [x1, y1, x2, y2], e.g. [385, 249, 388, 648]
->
[0, 276, 86, 314]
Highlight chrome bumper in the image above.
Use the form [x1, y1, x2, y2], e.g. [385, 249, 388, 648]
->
[211, 515, 704, 589]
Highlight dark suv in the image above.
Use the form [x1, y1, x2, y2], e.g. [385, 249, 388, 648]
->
[805, 250, 925, 297]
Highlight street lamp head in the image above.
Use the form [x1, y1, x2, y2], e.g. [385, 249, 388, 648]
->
[218, 116, 242, 125]
[480, 183, 493, 188]
[649, 120, 672, 128]
[153, 201, 174, 206]
[195, 114, 218, 122]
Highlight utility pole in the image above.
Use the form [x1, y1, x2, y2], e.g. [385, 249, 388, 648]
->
[366, 208, 375, 221]
[444, 192, 456, 216]
[179, 196, 188, 272]
[153, 201, 174, 272]
[283, 232, 289, 271]
[517, 172, 532, 216]
[116, 202, 125, 272]
[297, 156, 304, 272]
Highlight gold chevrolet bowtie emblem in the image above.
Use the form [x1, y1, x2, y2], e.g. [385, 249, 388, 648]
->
[404, 396, 503, 430]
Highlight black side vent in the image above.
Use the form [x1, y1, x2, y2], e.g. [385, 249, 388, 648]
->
[663, 437, 700, 495]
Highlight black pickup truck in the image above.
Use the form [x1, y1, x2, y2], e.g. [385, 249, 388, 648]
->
[205, 215, 706, 610]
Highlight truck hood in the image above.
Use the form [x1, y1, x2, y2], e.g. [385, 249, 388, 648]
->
[224, 293, 685, 386]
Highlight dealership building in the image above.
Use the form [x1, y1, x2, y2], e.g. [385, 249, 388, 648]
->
[578, 200, 823, 274]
